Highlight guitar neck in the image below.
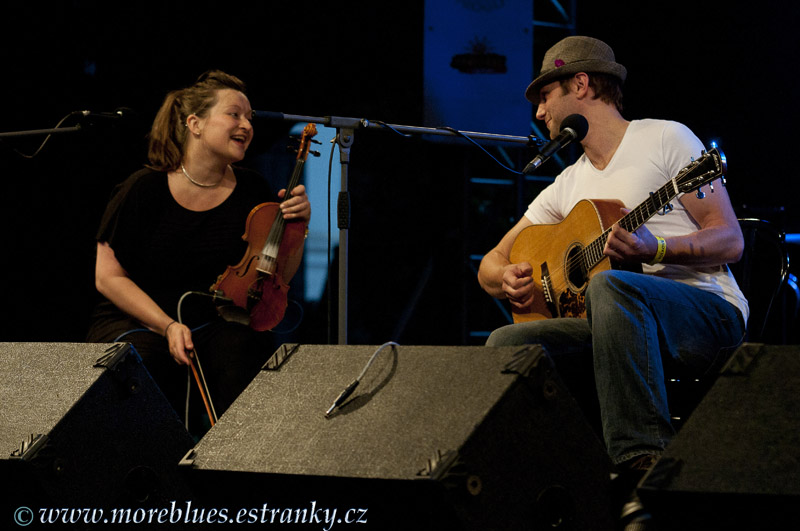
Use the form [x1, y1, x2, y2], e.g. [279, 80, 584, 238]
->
[583, 178, 680, 269]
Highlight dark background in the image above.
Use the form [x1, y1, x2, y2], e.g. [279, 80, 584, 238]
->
[2, 1, 797, 346]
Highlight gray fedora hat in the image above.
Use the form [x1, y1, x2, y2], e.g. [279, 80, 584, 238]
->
[525, 36, 627, 103]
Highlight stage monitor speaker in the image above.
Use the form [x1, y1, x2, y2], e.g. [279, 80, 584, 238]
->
[639, 343, 800, 529]
[181, 344, 615, 530]
[1, 342, 195, 522]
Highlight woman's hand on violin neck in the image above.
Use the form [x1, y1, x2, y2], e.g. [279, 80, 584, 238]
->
[279, 184, 311, 221]
[165, 321, 195, 365]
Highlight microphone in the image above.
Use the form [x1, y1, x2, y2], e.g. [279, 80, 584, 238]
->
[523, 114, 588, 174]
[252, 110, 287, 121]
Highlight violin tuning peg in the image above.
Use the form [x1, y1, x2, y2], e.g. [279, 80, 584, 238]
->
[309, 150, 321, 157]
[311, 139, 322, 145]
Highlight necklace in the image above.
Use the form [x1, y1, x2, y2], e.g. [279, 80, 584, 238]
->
[181, 164, 223, 188]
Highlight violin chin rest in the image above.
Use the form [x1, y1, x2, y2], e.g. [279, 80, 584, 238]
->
[216, 304, 252, 327]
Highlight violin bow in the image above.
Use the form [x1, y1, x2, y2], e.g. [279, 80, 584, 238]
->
[189, 348, 218, 426]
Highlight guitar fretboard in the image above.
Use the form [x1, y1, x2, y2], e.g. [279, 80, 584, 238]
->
[579, 178, 679, 271]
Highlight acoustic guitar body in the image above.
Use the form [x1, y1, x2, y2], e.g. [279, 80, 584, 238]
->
[509, 199, 626, 323]
[506, 147, 728, 324]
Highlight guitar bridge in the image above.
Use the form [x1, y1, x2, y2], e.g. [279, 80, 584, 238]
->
[540, 262, 559, 318]
[540, 263, 553, 304]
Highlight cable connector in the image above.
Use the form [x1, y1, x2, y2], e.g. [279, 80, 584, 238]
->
[324, 342, 399, 418]
[325, 380, 360, 418]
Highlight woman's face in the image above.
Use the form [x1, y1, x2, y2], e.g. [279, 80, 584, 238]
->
[189, 89, 253, 164]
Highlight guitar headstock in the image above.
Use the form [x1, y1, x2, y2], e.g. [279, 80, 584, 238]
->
[675, 147, 727, 195]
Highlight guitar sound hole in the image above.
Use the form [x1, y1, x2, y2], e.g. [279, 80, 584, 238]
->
[564, 244, 588, 291]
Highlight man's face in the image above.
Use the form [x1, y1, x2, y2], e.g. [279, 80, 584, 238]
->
[535, 79, 575, 139]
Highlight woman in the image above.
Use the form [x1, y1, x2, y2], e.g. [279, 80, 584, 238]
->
[87, 71, 310, 432]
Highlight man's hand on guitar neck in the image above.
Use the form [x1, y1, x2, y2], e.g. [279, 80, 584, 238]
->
[502, 262, 535, 310]
[605, 221, 660, 265]
[604, 208, 660, 265]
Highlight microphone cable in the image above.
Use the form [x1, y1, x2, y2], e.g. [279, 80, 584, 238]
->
[373, 120, 536, 176]
[324, 341, 399, 418]
[1, 110, 84, 159]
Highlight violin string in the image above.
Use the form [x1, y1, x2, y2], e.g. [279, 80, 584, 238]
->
[260, 158, 305, 259]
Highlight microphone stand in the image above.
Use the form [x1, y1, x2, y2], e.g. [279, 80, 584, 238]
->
[4, 112, 539, 345]
[0, 126, 83, 138]
[0, 110, 134, 140]
[256, 111, 541, 345]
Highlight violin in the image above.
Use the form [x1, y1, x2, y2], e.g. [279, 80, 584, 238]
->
[211, 123, 317, 331]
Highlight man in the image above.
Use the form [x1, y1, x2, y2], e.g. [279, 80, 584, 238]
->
[477, 35, 748, 518]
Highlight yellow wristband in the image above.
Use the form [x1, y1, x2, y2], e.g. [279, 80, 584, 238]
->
[649, 236, 667, 265]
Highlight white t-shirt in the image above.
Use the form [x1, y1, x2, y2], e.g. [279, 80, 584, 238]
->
[524, 119, 749, 322]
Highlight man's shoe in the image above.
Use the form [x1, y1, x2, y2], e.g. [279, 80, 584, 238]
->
[614, 454, 660, 530]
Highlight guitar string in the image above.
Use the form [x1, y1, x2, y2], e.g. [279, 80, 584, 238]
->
[517, 151, 720, 310]
[556, 184, 675, 285]
[550, 161, 719, 293]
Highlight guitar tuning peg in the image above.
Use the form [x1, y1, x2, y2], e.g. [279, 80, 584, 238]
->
[310, 139, 322, 145]
[696, 188, 706, 199]
[309, 150, 321, 157]
[720, 176, 727, 186]
[709, 182, 715, 193]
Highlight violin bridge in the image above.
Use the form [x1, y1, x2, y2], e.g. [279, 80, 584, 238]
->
[256, 236, 281, 275]
[255, 254, 278, 276]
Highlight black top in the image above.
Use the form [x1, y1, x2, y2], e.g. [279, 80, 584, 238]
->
[87, 166, 274, 340]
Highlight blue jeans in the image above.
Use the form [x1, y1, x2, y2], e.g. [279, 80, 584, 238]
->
[486, 270, 746, 465]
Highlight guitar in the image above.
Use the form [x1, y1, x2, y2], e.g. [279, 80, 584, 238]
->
[509, 147, 727, 323]
[210, 123, 317, 331]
